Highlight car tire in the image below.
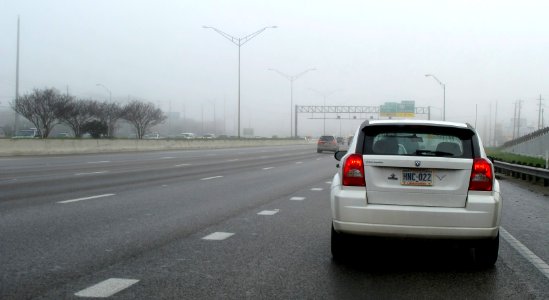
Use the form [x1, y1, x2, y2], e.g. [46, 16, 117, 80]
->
[474, 232, 499, 268]
[317, 150, 322, 153]
[331, 224, 348, 261]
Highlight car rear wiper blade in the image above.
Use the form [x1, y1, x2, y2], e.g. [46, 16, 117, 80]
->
[415, 150, 454, 157]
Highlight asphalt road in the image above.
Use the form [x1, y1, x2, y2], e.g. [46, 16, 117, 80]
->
[0, 145, 548, 299]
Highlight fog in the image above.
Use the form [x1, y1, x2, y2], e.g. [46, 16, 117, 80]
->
[1, 0, 548, 140]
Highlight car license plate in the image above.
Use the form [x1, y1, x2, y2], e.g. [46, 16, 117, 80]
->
[401, 169, 433, 186]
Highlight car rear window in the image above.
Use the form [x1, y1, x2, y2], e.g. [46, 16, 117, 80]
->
[361, 125, 474, 158]
[320, 136, 335, 141]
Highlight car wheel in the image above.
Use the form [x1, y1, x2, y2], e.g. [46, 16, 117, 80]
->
[331, 224, 348, 261]
[474, 232, 499, 268]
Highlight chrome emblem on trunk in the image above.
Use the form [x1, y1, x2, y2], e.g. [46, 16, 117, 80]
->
[415, 161, 421, 167]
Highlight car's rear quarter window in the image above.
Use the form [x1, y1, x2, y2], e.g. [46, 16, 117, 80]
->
[361, 125, 475, 158]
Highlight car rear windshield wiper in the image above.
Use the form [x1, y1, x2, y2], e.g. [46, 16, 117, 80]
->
[415, 150, 454, 157]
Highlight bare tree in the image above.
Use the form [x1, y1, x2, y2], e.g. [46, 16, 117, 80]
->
[96, 102, 122, 137]
[11, 88, 69, 138]
[58, 97, 99, 137]
[121, 100, 166, 139]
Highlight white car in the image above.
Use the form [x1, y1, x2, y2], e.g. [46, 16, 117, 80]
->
[330, 120, 502, 266]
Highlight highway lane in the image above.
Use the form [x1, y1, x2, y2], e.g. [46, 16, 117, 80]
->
[0, 144, 336, 298]
[1, 145, 548, 299]
[0, 145, 316, 205]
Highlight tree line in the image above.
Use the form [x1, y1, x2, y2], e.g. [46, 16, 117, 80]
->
[11, 88, 166, 139]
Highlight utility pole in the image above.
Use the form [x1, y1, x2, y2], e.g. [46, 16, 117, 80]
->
[517, 100, 523, 137]
[538, 94, 544, 130]
[493, 101, 498, 146]
[513, 101, 518, 139]
[488, 102, 492, 147]
[14, 16, 21, 134]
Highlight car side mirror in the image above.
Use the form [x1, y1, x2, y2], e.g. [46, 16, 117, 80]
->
[334, 150, 346, 161]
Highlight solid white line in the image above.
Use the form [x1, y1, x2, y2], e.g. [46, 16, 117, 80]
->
[258, 209, 279, 215]
[311, 188, 324, 191]
[75, 278, 139, 298]
[174, 163, 191, 167]
[262, 167, 274, 170]
[58, 194, 115, 204]
[501, 227, 549, 280]
[202, 232, 234, 240]
[290, 196, 306, 201]
[87, 161, 111, 164]
[74, 171, 108, 176]
[200, 176, 223, 181]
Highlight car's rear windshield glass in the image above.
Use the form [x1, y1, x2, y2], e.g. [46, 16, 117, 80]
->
[362, 125, 474, 158]
[320, 136, 335, 141]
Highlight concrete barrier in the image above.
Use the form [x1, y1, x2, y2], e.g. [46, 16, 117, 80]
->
[0, 138, 312, 156]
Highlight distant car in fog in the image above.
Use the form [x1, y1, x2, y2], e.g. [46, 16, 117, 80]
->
[12, 128, 40, 139]
[317, 135, 339, 153]
[143, 133, 163, 139]
[179, 133, 195, 139]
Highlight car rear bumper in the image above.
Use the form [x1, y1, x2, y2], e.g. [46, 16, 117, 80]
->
[331, 176, 502, 239]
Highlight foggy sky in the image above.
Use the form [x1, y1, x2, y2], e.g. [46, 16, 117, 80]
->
[1, 0, 548, 138]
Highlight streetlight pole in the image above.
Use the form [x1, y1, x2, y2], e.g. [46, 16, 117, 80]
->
[96, 83, 112, 102]
[203, 25, 277, 138]
[269, 68, 316, 138]
[425, 74, 446, 121]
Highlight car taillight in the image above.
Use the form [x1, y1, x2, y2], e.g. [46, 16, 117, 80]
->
[342, 154, 365, 186]
[468, 158, 493, 191]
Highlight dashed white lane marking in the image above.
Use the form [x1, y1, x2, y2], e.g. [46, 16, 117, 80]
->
[258, 209, 279, 215]
[202, 232, 234, 240]
[325, 181, 332, 184]
[316, 158, 322, 160]
[262, 167, 274, 170]
[311, 188, 324, 191]
[58, 194, 116, 204]
[226, 159, 239, 162]
[74, 171, 109, 176]
[200, 176, 223, 181]
[295, 161, 303, 164]
[501, 227, 549, 280]
[75, 278, 139, 298]
[87, 161, 111, 164]
[290, 197, 306, 201]
[161, 185, 168, 187]
[160, 157, 176, 159]
[174, 163, 191, 167]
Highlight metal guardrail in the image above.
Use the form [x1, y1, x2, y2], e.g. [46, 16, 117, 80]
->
[493, 160, 549, 186]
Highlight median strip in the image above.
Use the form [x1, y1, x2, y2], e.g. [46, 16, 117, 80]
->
[58, 194, 115, 204]
[75, 278, 139, 298]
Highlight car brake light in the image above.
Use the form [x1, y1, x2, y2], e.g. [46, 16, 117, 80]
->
[468, 158, 493, 191]
[342, 154, 365, 186]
